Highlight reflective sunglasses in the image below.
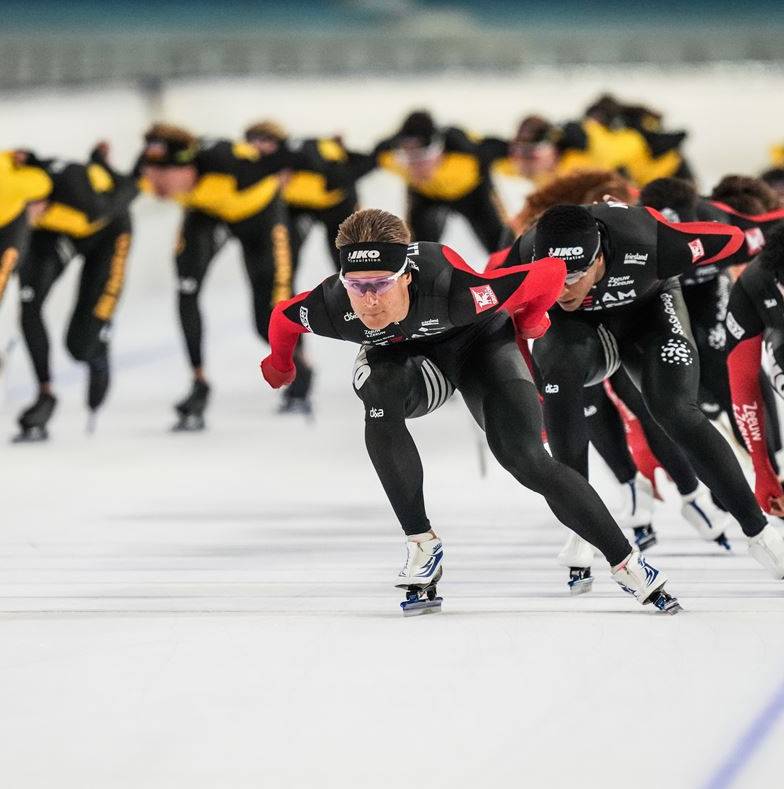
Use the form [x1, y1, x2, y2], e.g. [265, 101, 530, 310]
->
[340, 260, 409, 297]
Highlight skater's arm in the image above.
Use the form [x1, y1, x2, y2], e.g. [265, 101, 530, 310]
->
[726, 278, 784, 512]
[444, 246, 565, 335]
[262, 285, 339, 387]
[652, 208, 748, 277]
[728, 335, 784, 514]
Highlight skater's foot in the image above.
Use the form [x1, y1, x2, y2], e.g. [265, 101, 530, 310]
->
[633, 524, 657, 552]
[557, 531, 595, 594]
[611, 549, 682, 613]
[681, 485, 732, 549]
[748, 524, 784, 579]
[14, 392, 57, 443]
[278, 393, 313, 418]
[87, 352, 111, 412]
[173, 379, 210, 432]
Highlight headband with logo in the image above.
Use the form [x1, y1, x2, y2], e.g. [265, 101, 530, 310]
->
[339, 242, 409, 275]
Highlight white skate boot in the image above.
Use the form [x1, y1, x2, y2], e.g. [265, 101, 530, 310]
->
[611, 549, 682, 613]
[617, 473, 657, 551]
[557, 531, 595, 595]
[681, 485, 732, 550]
[748, 524, 784, 579]
[396, 537, 444, 616]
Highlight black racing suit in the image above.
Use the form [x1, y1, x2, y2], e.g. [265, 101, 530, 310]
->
[17, 157, 137, 408]
[362, 128, 508, 252]
[263, 241, 635, 566]
[282, 138, 360, 272]
[677, 198, 784, 460]
[170, 139, 318, 399]
[504, 201, 767, 537]
[726, 259, 784, 511]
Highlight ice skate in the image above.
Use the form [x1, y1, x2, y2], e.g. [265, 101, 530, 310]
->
[612, 549, 682, 614]
[277, 392, 314, 419]
[617, 473, 657, 551]
[396, 537, 444, 616]
[681, 485, 731, 550]
[557, 531, 595, 595]
[748, 524, 784, 579]
[13, 393, 57, 443]
[172, 379, 210, 432]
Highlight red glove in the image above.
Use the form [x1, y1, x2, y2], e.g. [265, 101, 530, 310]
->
[260, 355, 296, 389]
[515, 313, 551, 340]
[754, 465, 784, 515]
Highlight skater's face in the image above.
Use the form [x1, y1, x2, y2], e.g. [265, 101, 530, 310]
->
[511, 142, 558, 178]
[398, 140, 442, 181]
[247, 137, 281, 156]
[556, 254, 605, 312]
[343, 270, 412, 329]
[142, 165, 199, 198]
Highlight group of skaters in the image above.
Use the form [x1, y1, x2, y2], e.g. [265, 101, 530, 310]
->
[3, 93, 784, 615]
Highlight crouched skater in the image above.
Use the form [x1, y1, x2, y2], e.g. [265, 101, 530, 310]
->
[260, 208, 682, 615]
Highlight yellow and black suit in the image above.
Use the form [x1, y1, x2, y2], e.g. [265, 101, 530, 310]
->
[0, 151, 52, 307]
[554, 118, 692, 187]
[166, 140, 314, 400]
[17, 152, 136, 409]
[375, 127, 508, 252]
[283, 137, 359, 272]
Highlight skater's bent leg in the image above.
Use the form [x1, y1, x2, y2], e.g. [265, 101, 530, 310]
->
[637, 288, 767, 536]
[175, 212, 222, 374]
[353, 348, 433, 535]
[609, 367, 699, 495]
[463, 327, 631, 566]
[18, 233, 66, 389]
[584, 383, 636, 484]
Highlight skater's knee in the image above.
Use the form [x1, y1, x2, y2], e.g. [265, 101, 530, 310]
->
[353, 356, 412, 405]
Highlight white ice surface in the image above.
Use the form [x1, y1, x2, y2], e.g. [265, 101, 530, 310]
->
[1, 116, 784, 788]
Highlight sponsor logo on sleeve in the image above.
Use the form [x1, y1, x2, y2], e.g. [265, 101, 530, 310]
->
[765, 298, 777, 309]
[469, 284, 499, 313]
[369, 407, 384, 418]
[299, 306, 311, 331]
[544, 383, 559, 394]
[688, 238, 705, 262]
[744, 227, 765, 256]
[726, 312, 745, 340]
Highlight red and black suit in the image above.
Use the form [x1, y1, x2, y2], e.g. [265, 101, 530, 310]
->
[263, 240, 637, 567]
[503, 201, 768, 538]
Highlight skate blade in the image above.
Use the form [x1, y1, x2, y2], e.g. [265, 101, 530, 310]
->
[715, 534, 732, 551]
[634, 528, 658, 552]
[11, 427, 48, 443]
[650, 591, 683, 615]
[401, 597, 443, 616]
[171, 415, 205, 432]
[568, 578, 593, 596]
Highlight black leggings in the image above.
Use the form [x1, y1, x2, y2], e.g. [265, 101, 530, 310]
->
[352, 317, 632, 566]
[18, 217, 131, 385]
[175, 200, 293, 368]
[534, 281, 767, 537]
[407, 182, 507, 252]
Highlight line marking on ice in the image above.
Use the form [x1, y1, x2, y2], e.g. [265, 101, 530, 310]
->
[701, 675, 784, 789]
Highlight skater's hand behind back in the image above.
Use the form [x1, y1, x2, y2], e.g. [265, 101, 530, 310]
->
[755, 472, 784, 516]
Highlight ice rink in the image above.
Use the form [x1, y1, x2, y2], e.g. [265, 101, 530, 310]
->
[3, 73, 784, 788]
